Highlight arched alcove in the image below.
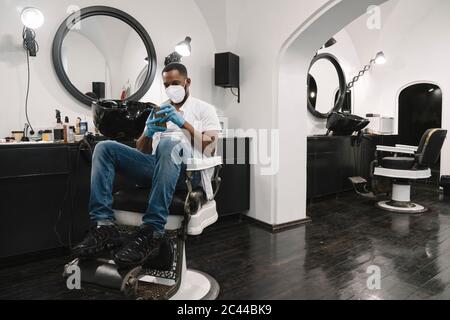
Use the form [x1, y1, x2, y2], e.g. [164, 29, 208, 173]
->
[274, 0, 389, 225]
[398, 83, 442, 146]
[398, 82, 443, 179]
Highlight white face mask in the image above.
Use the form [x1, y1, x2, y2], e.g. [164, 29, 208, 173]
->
[166, 85, 186, 104]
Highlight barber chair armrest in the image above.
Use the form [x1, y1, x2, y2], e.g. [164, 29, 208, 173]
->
[396, 144, 419, 152]
[376, 145, 416, 155]
[186, 157, 223, 172]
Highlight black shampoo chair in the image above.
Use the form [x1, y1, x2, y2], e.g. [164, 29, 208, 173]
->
[374, 129, 447, 213]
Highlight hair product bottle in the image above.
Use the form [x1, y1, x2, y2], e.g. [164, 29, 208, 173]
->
[53, 110, 64, 142]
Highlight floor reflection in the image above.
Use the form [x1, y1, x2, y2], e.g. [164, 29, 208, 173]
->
[188, 184, 450, 300]
[2, 185, 450, 300]
[302, 184, 450, 300]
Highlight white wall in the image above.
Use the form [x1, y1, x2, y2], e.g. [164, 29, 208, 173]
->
[0, 0, 219, 137]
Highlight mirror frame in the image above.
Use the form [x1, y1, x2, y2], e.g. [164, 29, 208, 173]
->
[52, 6, 157, 106]
[307, 53, 347, 119]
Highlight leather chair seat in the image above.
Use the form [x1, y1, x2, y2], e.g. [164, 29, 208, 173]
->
[113, 187, 207, 216]
[381, 157, 416, 170]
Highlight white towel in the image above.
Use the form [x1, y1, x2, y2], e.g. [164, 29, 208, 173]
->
[201, 168, 215, 201]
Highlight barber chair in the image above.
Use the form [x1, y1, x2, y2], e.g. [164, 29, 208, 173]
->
[64, 157, 222, 300]
[373, 129, 447, 213]
[64, 99, 222, 300]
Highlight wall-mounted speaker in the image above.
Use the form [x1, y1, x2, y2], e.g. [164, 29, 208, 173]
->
[92, 82, 105, 100]
[215, 52, 240, 102]
[215, 52, 240, 88]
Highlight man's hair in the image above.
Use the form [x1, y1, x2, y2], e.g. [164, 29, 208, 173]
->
[162, 63, 188, 78]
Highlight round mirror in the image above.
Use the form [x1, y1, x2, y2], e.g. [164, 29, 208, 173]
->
[307, 53, 347, 119]
[53, 6, 157, 106]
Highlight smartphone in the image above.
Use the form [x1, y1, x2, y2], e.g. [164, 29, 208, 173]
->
[153, 106, 167, 128]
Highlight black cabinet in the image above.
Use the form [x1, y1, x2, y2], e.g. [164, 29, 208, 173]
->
[0, 138, 250, 260]
[307, 135, 398, 199]
[0, 144, 91, 260]
[216, 138, 251, 216]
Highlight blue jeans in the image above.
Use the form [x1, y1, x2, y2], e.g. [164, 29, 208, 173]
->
[88, 138, 199, 233]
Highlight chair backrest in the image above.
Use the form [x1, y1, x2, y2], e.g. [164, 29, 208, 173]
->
[416, 129, 447, 167]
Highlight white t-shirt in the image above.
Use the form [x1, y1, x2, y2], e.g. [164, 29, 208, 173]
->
[152, 96, 221, 158]
[151, 96, 221, 200]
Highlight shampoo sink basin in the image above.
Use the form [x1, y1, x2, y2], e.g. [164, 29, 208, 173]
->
[326, 112, 370, 136]
[93, 100, 157, 140]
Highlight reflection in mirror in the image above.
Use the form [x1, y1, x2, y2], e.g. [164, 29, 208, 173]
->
[307, 74, 317, 108]
[334, 88, 352, 113]
[308, 58, 340, 115]
[135, 65, 149, 92]
[61, 16, 148, 101]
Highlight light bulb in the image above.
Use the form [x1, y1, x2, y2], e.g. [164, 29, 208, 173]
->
[375, 51, 386, 65]
[21, 7, 45, 29]
[175, 45, 191, 57]
[175, 37, 192, 57]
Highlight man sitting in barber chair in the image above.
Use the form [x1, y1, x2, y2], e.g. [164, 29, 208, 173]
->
[74, 63, 221, 268]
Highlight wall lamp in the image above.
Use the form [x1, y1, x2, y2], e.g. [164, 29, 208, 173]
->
[21, 7, 44, 57]
[164, 36, 192, 66]
[20, 7, 44, 139]
[323, 37, 337, 49]
[315, 37, 337, 56]
[347, 51, 386, 89]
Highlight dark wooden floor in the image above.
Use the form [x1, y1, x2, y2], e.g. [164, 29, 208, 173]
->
[2, 183, 450, 300]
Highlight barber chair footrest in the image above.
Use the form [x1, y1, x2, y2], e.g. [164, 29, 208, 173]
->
[348, 176, 368, 185]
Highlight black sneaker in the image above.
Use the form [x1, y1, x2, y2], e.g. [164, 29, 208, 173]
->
[73, 225, 122, 258]
[113, 226, 163, 268]
[143, 237, 174, 271]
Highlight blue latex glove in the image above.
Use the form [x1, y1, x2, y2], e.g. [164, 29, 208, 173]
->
[156, 104, 186, 128]
[145, 111, 167, 138]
